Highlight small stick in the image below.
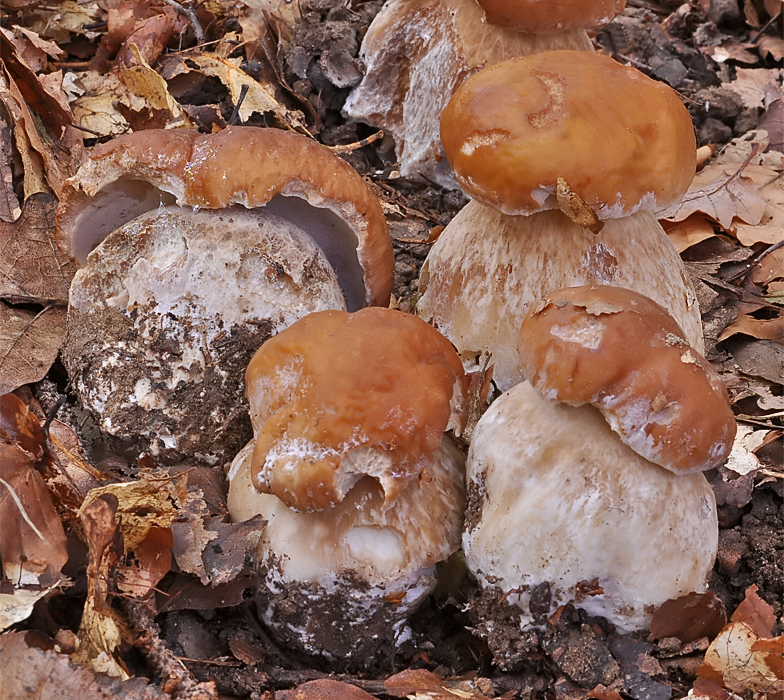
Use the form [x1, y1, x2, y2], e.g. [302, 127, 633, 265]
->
[326, 130, 384, 152]
[227, 84, 249, 125]
[159, 0, 205, 45]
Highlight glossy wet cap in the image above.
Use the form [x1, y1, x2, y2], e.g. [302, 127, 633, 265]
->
[477, 0, 626, 32]
[518, 285, 736, 473]
[440, 51, 696, 220]
[245, 307, 467, 512]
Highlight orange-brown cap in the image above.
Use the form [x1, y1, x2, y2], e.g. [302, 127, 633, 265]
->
[245, 307, 467, 512]
[440, 51, 696, 220]
[57, 127, 393, 309]
[518, 286, 736, 474]
[477, 0, 626, 32]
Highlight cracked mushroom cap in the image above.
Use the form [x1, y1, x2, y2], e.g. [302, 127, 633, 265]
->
[463, 380, 718, 634]
[518, 285, 736, 474]
[477, 0, 626, 32]
[57, 126, 393, 310]
[440, 51, 696, 219]
[244, 307, 467, 513]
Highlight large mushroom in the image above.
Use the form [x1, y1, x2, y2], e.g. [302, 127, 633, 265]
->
[417, 50, 702, 391]
[344, 0, 607, 188]
[462, 286, 732, 662]
[60, 127, 393, 464]
[227, 307, 467, 666]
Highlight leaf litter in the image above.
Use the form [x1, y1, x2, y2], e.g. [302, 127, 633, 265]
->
[0, 0, 782, 698]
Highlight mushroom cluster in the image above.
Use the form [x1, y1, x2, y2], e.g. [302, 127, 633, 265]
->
[227, 307, 467, 665]
[344, 0, 617, 188]
[417, 50, 703, 391]
[463, 286, 734, 646]
[59, 126, 393, 464]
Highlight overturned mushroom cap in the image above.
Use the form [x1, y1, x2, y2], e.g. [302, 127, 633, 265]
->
[245, 307, 467, 512]
[343, 0, 592, 189]
[477, 0, 626, 32]
[227, 435, 465, 663]
[440, 51, 696, 219]
[518, 285, 736, 473]
[63, 205, 347, 464]
[57, 126, 393, 310]
[417, 203, 704, 392]
[463, 381, 718, 635]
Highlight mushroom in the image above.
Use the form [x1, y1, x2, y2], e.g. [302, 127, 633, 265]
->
[417, 50, 702, 390]
[518, 285, 736, 474]
[462, 380, 718, 647]
[344, 0, 601, 188]
[60, 127, 393, 464]
[226, 307, 467, 666]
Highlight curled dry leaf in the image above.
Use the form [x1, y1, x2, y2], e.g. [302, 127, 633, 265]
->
[0, 392, 68, 589]
[276, 679, 375, 700]
[384, 669, 492, 699]
[731, 584, 776, 638]
[662, 214, 717, 253]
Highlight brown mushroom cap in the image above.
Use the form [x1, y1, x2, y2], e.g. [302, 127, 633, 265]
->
[477, 0, 626, 32]
[57, 126, 393, 310]
[518, 285, 736, 473]
[245, 307, 467, 512]
[440, 51, 696, 218]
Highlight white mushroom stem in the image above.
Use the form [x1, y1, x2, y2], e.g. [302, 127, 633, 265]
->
[464, 381, 718, 632]
[417, 202, 704, 391]
[344, 0, 592, 189]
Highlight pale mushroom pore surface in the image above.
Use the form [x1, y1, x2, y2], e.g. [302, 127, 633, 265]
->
[244, 307, 467, 512]
[440, 51, 696, 217]
[518, 285, 736, 473]
[464, 381, 718, 633]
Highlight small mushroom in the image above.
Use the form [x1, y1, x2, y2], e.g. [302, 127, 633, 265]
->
[344, 0, 598, 188]
[463, 380, 718, 642]
[227, 307, 467, 666]
[418, 51, 702, 390]
[518, 285, 736, 474]
[60, 127, 393, 464]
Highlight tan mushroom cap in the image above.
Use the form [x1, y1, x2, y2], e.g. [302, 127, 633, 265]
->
[440, 51, 696, 219]
[57, 126, 393, 309]
[245, 307, 467, 513]
[477, 0, 626, 33]
[518, 285, 736, 474]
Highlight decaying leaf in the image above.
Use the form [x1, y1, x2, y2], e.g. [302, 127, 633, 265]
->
[158, 53, 308, 132]
[0, 303, 67, 395]
[72, 493, 129, 679]
[731, 584, 776, 638]
[0, 585, 60, 632]
[662, 214, 717, 253]
[116, 526, 173, 598]
[0, 631, 169, 699]
[0, 393, 68, 588]
[276, 679, 375, 699]
[0, 193, 76, 303]
[718, 313, 784, 342]
[726, 424, 769, 475]
[650, 591, 727, 643]
[385, 669, 492, 699]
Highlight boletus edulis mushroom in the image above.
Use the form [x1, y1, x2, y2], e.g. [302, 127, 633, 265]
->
[60, 126, 393, 465]
[418, 50, 702, 391]
[227, 307, 467, 667]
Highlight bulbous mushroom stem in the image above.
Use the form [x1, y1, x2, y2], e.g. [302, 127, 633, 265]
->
[417, 202, 704, 392]
[463, 381, 718, 639]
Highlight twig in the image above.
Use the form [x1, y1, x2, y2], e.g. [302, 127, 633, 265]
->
[750, 11, 782, 44]
[227, 84, 249, 126]
[725, 238, 784, 283]
[326, 130, 384, 152]
[125, 597, 218, 700]
[159, 0, 205, 45]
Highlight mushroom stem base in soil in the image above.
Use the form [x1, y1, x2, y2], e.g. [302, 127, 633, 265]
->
[462, 381, 718, 658]
[417, 202, 704, 392]
[227, 437, 466, 667]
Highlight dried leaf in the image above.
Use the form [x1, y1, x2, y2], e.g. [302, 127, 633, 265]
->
[661, 214, 717, 253]
[201, 515, 266, 586]
[718, 313, 784, 341]
[658, 162, 768, 229]
[732, 68, 784, 109]
[732, 169, 784, 246]
[758, 34, 784, 62]
[158, 53, 308, 132]
[0, 631, 169, 699]
[696, 622, 784, 696]
[0, 303, 67, 395]
[731, 584, 776, 638]
[0, 585, 59, 631]
[116, 526, 173, 598]
[0, 193, 76, 303]
[170, 488, 218, 584]
[276, 679, 376, 699]
[726, 424, 768, 475]
[751, 246, 784, 285]
[650, 591, 727, 643]
[0, 102, 20, 223]
[385, 669, 490, 699]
